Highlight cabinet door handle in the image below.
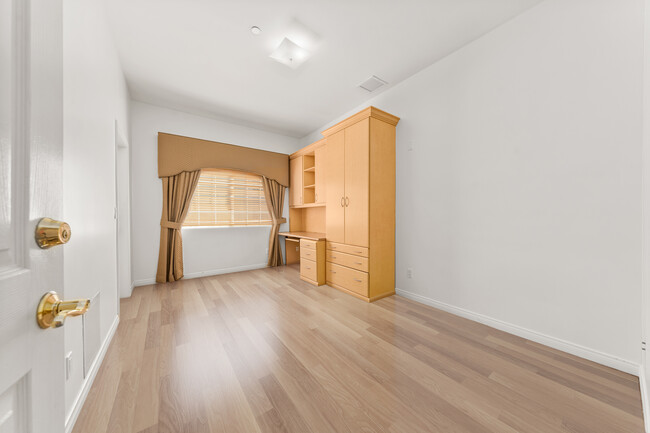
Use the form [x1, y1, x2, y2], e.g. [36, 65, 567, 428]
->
[345, 197, 349, 207]
[340, 197, 344, 207]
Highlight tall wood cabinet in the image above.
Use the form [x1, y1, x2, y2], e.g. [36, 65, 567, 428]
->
[323, 107, 398, 302]
[288, 107, 398, 302]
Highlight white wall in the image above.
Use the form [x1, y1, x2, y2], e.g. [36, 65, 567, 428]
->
[62, 0, 130, 429]
[130, 101, 299, 287]
[303, 0, 644, 371]
[641, 0, 650, 428]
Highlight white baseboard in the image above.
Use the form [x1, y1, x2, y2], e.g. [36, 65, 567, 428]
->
[395, 288, 640, 376]
[183, 263, 267, 279]
[65, 315, 120, 433]
[131, 263, 268, 289]
[640, 361, 650, 433]
[132, 277, 155, 287]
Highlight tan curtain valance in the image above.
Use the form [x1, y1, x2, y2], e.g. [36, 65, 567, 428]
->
[158, 133, 289, 186]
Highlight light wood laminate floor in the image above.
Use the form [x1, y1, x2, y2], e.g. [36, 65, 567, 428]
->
[73, 265, 644, 433]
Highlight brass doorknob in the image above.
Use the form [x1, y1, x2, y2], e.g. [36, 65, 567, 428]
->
[36, 291, 90, 329]
[35, 217, 71, 249]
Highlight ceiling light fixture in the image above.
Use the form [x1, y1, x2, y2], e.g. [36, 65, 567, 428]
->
[250, 26, 261, 35]
[269, 37, 310, 69]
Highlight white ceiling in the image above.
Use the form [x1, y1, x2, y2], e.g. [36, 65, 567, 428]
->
[106, 0, 542, 137]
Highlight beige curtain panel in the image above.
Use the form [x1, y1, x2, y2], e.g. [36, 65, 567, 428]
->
[262, 176, 287, 267]
[156, 170, 201, 283]
[158, 132, 289, 186]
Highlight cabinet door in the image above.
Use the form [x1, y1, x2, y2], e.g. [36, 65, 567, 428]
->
[289, 156, 303, 206]
[315, 145, 327, 204]
[344, 119, 369, 247]
[325, 131, 345, 243]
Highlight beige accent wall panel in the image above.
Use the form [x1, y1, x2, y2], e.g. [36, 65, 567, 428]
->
[344, 118, 370, 247]
[368, 117, 396, 299]
[289, 156, 303, 206]
[326, 131, 345, 243]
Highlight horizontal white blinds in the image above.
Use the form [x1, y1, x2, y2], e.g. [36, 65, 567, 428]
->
[184, 169, 272, 227]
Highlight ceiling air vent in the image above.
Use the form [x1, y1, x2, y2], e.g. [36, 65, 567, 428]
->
[359, 75, 387, 92]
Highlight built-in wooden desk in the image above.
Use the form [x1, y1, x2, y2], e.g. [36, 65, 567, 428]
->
[279, 232, 326, 285]
[279, 231, 326, 241]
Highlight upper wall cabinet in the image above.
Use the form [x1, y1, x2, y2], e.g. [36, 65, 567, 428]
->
[314, 146, 327, 204]
[289, 139, 326, 208]
[289, 156, 303, 206]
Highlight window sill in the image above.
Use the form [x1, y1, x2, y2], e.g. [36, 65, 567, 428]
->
[182, 225, 272, 230]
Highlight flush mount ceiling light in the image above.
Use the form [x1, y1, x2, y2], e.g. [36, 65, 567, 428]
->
[269, 37, 310, 69]
[250, 26, 261, 35]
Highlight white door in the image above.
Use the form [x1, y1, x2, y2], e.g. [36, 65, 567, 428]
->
[0, 0, 66, 432]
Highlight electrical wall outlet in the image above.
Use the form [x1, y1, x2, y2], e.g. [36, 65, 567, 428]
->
[407, 268, 413, 279]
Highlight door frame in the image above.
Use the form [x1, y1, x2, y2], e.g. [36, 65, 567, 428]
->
[114, 120, 131, 304]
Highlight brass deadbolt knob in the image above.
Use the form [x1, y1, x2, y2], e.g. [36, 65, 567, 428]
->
[35, 217, 71, 249]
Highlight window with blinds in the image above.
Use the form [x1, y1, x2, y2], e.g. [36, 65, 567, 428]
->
[184, 169, 272, 227]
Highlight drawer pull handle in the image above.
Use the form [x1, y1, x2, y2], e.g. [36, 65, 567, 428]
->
[355, 262, 362, 265]
[331, 271, 337, 274]
[356, 251, 363, 254]
[353, 279, 362, 282]
[331, 256, 336, 259]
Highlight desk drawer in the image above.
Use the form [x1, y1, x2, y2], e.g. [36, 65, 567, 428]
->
[301, 259, 318, 282]
[300, 239, 317, 250]
[326, 250, 368, 272]
[326, 262, 368, 297]
[300, 248, 318, 261]
[326, 241, 368, 258]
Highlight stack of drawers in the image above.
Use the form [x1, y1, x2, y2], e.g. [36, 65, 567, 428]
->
[325, 242, 369, 298]
[299, 239, 325, 286]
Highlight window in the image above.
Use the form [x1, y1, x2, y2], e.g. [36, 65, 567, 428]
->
[184, 169, 272, 227]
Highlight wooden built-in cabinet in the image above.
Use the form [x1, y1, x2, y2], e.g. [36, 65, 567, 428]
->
[289, 157, 303, 206]
[325, 131, 345, 243]
[288, 107, 398, 302]
[290, 139, 326, 208]
[314, 146, 327, 204]
[300, 239, 325, 285]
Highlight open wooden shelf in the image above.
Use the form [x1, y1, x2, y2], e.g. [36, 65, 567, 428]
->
[304, 184, 315, 188]
[304, 167, 315, 173]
